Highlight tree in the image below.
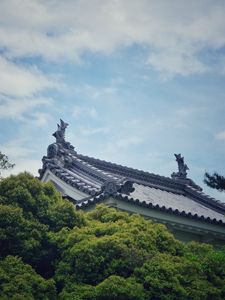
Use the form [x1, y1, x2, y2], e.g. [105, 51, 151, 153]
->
[0, 203, 49, 265]
[54, 205, 225, 300]
[204, 172, 225, 192]
[0, 172, 85, 278]
[0, 173, 225, 299]
[0, 151, 14, 177]
[0, 172, 85, 231]
[59, 276, 147, 300]
[0, 256, 56, 300]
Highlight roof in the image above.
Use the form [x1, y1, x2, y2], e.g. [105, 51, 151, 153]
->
[39, 120, 225, 226]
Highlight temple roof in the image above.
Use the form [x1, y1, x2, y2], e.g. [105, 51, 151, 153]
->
[39, 120, 225, 226]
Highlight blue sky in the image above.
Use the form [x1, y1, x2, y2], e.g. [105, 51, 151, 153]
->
[0, 0, 225, 201]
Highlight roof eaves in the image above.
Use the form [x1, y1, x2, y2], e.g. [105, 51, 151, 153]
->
[76, 192, 225, 226]
[46, 163, 101, 196]
[184, 184, 225, 213]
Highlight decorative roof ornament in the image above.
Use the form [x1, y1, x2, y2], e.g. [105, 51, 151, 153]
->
[53, 119, 68, 143]
[171, 153, 189, 179]
[103, 180, 119, 195]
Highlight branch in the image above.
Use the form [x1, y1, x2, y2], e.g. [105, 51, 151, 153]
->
[204, 172, 225, 192]
[0, 151, 15, 175]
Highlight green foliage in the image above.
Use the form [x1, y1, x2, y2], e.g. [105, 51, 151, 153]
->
[0, 172, 85, 230]
[54, 205, 183, 288]
[0, 173, 85, 277]
[0, 203, 48, 261]
[204, 172, 225, 191]
[54, 205, 225, 299]
[0, 256, 56, 300]
[95, 275, 147, 300]
[135, 249, 225, 300]
[58, 283, 96, 300]
[0, 173, 225, 299]
[58, 276, 147, 300]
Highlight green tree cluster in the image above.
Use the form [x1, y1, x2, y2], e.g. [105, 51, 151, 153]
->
[0, 256, 55, 300]
[0, 173, 225, 299]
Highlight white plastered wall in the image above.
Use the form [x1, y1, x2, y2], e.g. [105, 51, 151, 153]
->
[41, 169, 89, 201]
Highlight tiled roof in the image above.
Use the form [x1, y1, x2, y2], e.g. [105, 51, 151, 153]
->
[39, 121, 225, 226]
[76, 191, 225, 226]
[131, 184, 225, 223]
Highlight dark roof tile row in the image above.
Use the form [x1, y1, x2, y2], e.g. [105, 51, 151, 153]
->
[76, 192, 225, 226]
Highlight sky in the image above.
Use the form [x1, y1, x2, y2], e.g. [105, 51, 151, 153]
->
[0, 0, 225, 201]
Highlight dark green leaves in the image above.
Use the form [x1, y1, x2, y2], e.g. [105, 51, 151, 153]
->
[0, 256, 56, 300]
[0, 173, 225, 299]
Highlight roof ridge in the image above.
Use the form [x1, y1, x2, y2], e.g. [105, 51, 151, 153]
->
[70, 154, 126, 185]
[78, 153, 186, 192]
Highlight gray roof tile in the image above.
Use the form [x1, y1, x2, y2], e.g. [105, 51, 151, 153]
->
[130, 184, 225, 222]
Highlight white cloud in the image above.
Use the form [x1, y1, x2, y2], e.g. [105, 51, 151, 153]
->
[0, 0, 225, 76]
[148, 51, 207, 78]
[0, 94, 53, 120]
[0, 56, 55, 97]
[215, 130, 225, 140]
[0, 134, 44, 177]
[80, 127, 109, 136]
[28, 112, 53, 127]
[73, 106, 98, 119]
[0, 55, 57, 123]
[0, 137, 36, 159]
[74, 84, 118, 100]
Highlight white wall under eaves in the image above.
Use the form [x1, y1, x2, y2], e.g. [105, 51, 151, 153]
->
[41, 169, 89, 201]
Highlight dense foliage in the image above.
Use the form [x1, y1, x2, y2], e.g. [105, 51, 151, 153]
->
[204, 172, 225, 192]
[0, 256, 56, 300]
[0, 173, 225, 299]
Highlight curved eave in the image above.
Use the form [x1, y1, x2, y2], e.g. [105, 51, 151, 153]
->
[76, 193, 225, 227]
[185, 185, 225, 213]
[41, 164, 101, 196]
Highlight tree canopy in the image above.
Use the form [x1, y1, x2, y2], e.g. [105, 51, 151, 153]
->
[0, 172, 225, 299]
[0, 256, 56, 300]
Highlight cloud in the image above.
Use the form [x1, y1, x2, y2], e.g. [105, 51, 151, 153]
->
[0, 137, 36, 159]
[80, 127, 109, 136]
[74, 84, 118, 100]
[0, 134, 44, 177]
[148, 51, 207, 78]
[215, 130, 225, 140]
[0, 56, 55, 97]
[72, 105, 98, 119]
[28, 112, 53, 127]
[0, 94, 53, 120]
[0, 0, 225, 76]
[0, 55, 57, 123]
